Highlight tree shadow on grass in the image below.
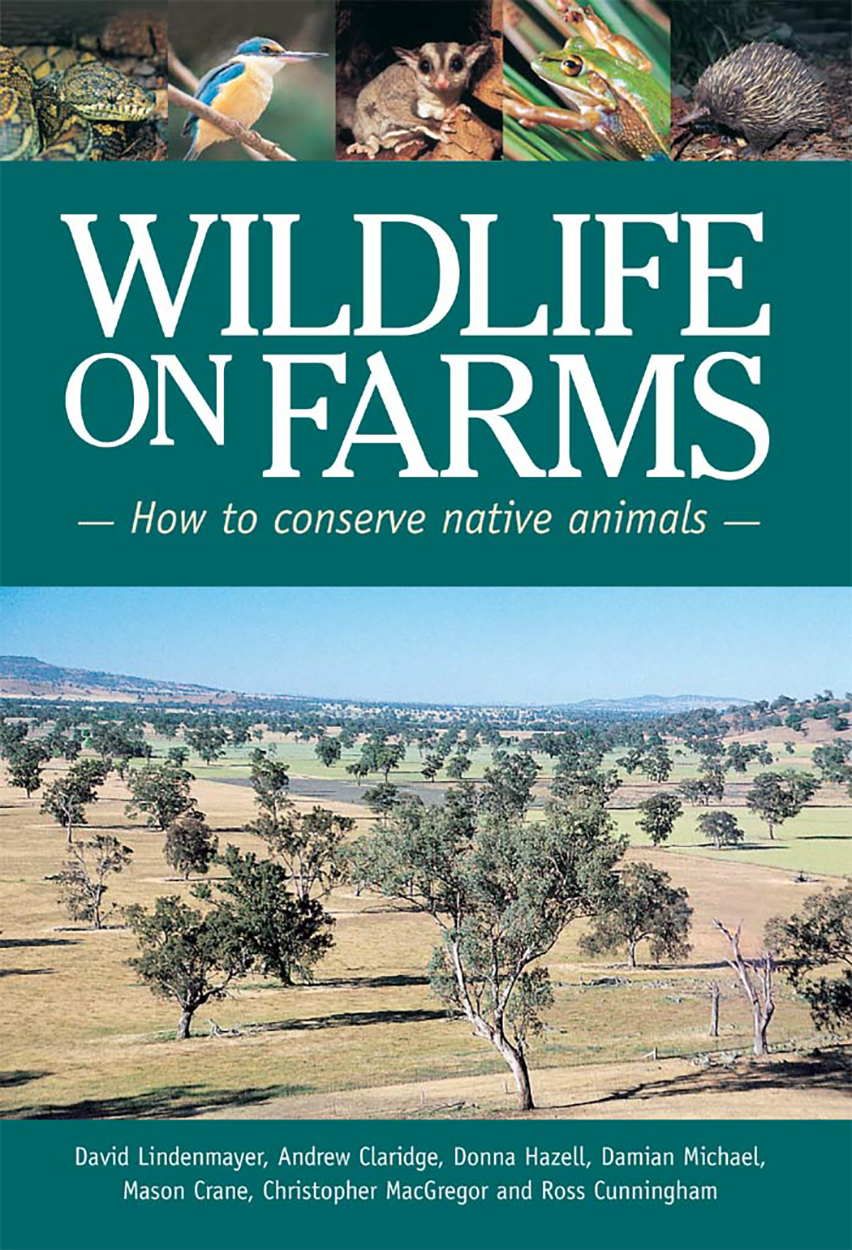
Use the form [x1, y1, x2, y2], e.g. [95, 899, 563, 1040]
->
[550, 1050, 852, 1113]
[0, 938, 78, 949]
[0, 968, 54, 978]
[321, 974, 430, 990]
[86, 823, 150, 832]
[0, 1071, 51, 1089]
[798, 835, 852, 841]
[673, 961, 729, 972]
[359, 903, 422, 915]
[9, 1082, 311, 1120]
[257, 1008, 447, 1034]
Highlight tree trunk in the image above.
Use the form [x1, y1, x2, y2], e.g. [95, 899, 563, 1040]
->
[176, 1006, 194, 1040]
[715, 921, 774, 1056]
[448, 941, 536, 1112]
[710, 982, 720, 1037]
[627, 941, 637, 968]
[494, 1032, 534, 1111]
[753, 1000, 774, 1056]
[767, 820, 775, 840]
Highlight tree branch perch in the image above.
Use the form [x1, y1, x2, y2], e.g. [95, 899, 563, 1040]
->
[167, 82, 297, 163]
[168, 46, 269, 162]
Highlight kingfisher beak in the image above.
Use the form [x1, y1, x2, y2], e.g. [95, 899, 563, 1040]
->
[277, 49, 328, 62]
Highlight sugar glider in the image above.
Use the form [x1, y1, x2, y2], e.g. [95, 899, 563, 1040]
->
[343, 41, 489, 158]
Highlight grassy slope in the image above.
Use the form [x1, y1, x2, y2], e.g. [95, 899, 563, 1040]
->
[619, 805, 852, 877]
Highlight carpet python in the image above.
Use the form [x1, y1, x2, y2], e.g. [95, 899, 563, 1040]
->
[0, 44, 155, 160]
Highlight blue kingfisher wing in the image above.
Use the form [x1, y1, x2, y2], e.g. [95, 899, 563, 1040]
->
[181, 59, 246, 137]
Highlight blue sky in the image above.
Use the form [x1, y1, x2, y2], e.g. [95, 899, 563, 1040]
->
[1, 588, 849, 705]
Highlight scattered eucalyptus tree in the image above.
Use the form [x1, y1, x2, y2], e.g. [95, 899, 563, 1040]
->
[164, 814, 219, 879]
[125, 760, 198, 831]
[746, 771, 820, 839]
[767, 886, 852, 1030]
[41, 759, 111, 842]
[580, 862, 692, 969]
[698, 810, 744, 850]
[127, 846, 334, 1039]
[57, 835, 133, 929]
[636, 792, 683, 845]
[349, 786, 625, 1111]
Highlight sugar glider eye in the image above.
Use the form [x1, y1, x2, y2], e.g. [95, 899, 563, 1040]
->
[449, 54, 465, 73]
[418, 58, 432, 74]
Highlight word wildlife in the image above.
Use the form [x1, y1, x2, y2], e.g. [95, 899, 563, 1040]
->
[61, 212, 773, 482]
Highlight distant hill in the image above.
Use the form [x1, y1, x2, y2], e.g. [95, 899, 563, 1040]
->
[571, 694, 749, 713]
[0, 655, 749, 713]
[0, 655, 231, 703]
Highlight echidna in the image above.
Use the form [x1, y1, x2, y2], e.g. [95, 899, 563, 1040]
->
[683, 42, 829, 157]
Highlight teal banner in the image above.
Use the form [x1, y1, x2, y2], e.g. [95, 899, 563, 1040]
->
[1, 161, 850, 587]
[1, 1120, 850, 1250]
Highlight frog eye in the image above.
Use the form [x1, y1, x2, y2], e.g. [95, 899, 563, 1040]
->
[561, 55, 584, 76]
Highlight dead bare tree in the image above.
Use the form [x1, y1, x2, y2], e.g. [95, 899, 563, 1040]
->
[714, 920, 775, 1056]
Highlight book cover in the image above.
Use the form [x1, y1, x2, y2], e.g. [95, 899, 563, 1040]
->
[0, 2, 850, 1249]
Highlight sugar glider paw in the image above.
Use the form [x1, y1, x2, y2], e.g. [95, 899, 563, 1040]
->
[346, 141, 377, 159]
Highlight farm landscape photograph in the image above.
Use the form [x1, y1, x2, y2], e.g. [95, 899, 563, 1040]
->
[1, 587, 850, 1122]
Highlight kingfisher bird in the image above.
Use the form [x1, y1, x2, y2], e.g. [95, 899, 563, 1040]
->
[183, 36, 328, 160]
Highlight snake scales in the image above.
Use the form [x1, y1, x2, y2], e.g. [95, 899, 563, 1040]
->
[0, 43, 156, 160]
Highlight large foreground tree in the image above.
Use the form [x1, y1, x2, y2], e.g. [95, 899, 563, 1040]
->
[349, 791, 624, 1111]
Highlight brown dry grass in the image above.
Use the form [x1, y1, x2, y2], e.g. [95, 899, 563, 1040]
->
[1, 763, 849, 1121]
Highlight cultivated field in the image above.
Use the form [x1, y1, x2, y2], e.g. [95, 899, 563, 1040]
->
[1, 721, 850, 1122]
